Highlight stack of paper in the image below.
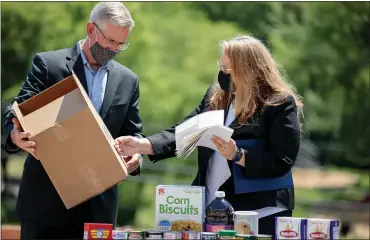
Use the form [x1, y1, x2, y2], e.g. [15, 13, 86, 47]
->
[175, 110, 234, 158]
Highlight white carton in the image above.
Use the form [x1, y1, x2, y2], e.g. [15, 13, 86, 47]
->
[275, 217, 307, 239]
[307, 218, 340, 240]
[155, 185, 205, 232]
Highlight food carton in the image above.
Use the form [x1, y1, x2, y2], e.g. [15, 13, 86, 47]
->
[307, 218, 340, 240]
[83, 223, 112, 239]
[155, 185, 205, 232]
[275, 217, 307, 239]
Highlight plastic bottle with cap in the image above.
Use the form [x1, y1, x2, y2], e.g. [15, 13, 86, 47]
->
[205, 191, 235, 232]
[215, 191, 225, 198]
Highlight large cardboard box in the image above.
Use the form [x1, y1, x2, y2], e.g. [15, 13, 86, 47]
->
[12, 71, 128, 209]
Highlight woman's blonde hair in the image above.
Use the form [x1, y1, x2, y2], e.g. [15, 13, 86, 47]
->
[209, 35, 303, 126]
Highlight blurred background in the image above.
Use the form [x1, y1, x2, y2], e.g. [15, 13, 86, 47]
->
[1, 1, 369, 239]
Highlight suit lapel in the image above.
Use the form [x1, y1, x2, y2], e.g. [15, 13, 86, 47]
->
[100, 61, 120, 119]
[66, 44, 89, 94]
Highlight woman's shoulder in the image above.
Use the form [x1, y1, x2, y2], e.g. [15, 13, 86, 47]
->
[262, 94, 298, 117]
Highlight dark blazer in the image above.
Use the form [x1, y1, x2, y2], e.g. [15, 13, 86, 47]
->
[3, 44, 144, 226]
[147, 84, 300, 211]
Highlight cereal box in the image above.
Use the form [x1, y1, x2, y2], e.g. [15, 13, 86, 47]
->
[275, 217, 307, 240]
[307, 218, 340, 240]
[155, 185, 205, 232]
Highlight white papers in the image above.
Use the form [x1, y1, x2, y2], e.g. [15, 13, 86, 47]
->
[175, 110, 234, 158]
[253, 207, 288, 219]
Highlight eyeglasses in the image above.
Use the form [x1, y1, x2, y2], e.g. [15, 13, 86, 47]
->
[217, 61, 231, 73]
[94, 23, 129, 51]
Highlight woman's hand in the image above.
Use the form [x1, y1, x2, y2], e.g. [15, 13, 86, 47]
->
[211, 135, 237, 160]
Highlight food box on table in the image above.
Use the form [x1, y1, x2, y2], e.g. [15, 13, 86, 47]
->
[155, 185, 205, 232]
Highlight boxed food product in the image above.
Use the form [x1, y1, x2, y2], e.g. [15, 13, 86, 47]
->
[306, 218, 340, 240]
[155, 185, 205, 232]
[83, 223, 112, 239]
[275, 217, 307, 240]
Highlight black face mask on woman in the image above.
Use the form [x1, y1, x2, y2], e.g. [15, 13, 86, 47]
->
[218, 70, 231, 91]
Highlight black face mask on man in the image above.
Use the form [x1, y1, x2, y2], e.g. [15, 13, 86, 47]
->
[89, 28, 119, 66]
[218, 70, 232, 92]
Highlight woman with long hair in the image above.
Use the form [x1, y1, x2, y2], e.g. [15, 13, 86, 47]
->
[115, 35, 303, 236]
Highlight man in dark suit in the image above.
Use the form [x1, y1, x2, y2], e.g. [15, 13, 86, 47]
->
[2, 2, 143, 239]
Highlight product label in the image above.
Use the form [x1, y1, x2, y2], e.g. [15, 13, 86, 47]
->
[276, 217, 305, 240]
[163, 232, 182, 239]
[201, 233, 218, 239]
[112, 231, 128, 240]
[307, 219, 340, 240]
[234, 214, 258, 235]
[156, 185, 205, 232]
[206, 224, 233, 232]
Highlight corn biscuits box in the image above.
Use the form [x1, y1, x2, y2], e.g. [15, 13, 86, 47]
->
[155, 185, 205, 232]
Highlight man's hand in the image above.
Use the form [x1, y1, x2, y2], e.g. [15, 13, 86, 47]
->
[114, 136, 154, 156]
[10, 118, 38, 160]
[123, 153, 141, 173]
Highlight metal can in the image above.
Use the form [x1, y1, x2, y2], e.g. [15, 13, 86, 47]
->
[128, 231, 145, 239]
[218, 230, 237, 239]
[200, 232, 218, 239]
[183, 231, 201, 240]
[145, 230, 163, 239]
[112, 230, 128, 239]
[162, 231, 182, 239]
[255, 235, 272, 240]
[235, 234, 272, 240]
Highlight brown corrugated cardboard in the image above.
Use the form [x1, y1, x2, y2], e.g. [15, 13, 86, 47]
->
[12, 71, 128, 209]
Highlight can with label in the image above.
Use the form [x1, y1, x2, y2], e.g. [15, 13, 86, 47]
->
[128, 231, 145, 239]
[219, 230, 237, 239]
[112, 230, 128, 240]
[162, 231, 182, 239]
[235, 234, 272, 240]
[183, 231, 201, 240]
[200, 232, 218, 239]
[145, 230, 163, 239]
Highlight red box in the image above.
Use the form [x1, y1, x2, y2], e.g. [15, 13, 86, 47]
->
[84, 223, 113, 239]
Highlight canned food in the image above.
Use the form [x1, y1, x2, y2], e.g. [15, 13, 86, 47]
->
[256, 235, 272, 240]
[183, 231, 201, 240]
[162, 231, 182, 239]
[112, 230, 128, 239]
[128, 231, 145, 239]
[235, 234, 272, 240]
[145, 230, 163, 239]
[200, 232, 218, 239]
[219, 230, 237, 239]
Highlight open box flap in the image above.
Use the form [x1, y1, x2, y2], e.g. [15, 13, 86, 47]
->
[12, 75, 88, 137]
[17, 75, 79, 116]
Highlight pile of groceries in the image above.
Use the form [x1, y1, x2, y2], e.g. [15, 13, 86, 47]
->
[83, 185, 341, 240]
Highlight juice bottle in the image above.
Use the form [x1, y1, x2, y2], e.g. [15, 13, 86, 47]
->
[205, 191, 234, 232]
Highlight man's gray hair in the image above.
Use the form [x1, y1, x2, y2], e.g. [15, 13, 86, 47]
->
[90, 2, 134, 30]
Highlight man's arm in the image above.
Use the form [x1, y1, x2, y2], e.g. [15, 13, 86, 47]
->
[3, 54, 48, 154]
[146, 84, 216, 162]
[119, 75, 144, 176]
